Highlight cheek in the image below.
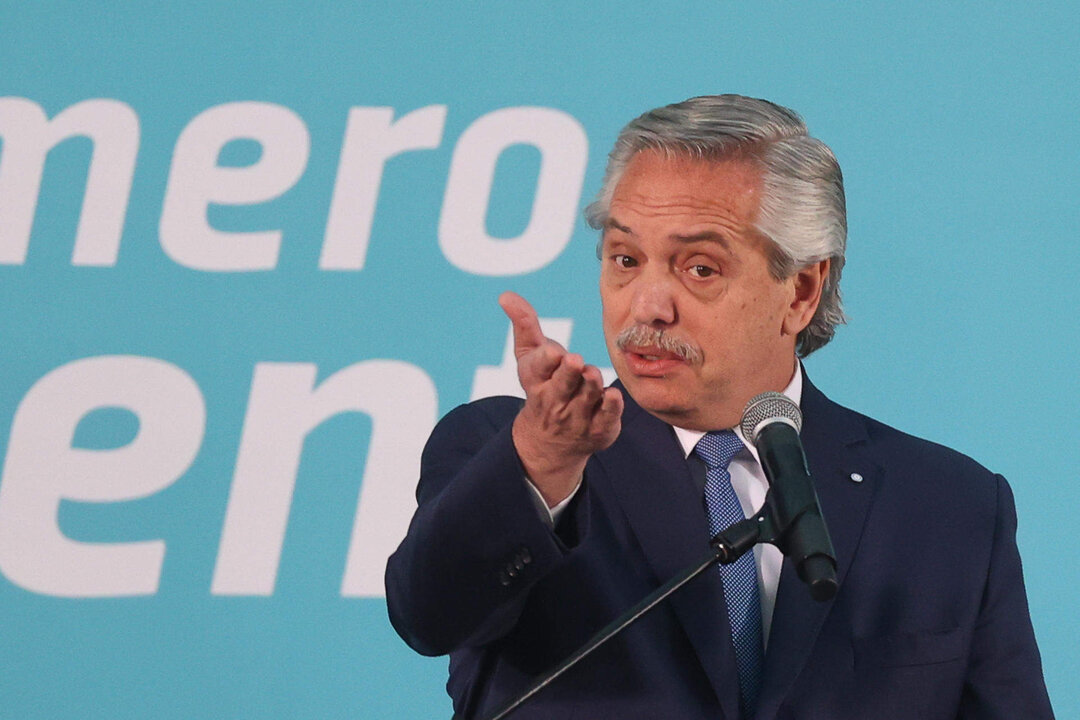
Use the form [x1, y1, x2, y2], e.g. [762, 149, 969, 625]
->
[601, 286, 629, 322]
[741, 285, 788, 327]
[600, 304, 621, 349]
[698, 300, 776, 360]
[601, 299, 617, 325]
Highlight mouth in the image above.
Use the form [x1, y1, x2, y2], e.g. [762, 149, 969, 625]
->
[613, 325, 703, 377]
[622, 346, 688, 376]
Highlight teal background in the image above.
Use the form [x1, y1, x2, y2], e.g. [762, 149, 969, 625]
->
[1, 2, 1077, 717]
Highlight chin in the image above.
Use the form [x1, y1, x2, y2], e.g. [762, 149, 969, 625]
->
[620, 376, 694, 418]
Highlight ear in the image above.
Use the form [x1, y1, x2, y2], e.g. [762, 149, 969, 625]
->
[782, 259, 830, 336]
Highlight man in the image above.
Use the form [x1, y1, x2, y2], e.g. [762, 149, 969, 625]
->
[385, 95, 1054, 719]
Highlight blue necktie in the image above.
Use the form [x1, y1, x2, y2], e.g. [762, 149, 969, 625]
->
[695, 430, 764, 715]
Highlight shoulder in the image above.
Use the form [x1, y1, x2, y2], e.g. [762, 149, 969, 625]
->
[805, 383, 1015, 583]
[861, 410, 993, 479]
[805, 377, 1002, 507]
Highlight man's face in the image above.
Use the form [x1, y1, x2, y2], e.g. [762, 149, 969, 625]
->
[600, 150, 809, 431]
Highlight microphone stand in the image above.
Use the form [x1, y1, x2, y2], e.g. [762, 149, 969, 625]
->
[460, 490, 796, 720]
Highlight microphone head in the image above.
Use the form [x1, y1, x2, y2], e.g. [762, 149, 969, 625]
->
[740, 391, 803, 442]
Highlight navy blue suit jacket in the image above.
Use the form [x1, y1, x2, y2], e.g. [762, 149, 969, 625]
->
[386, 376, 1053, 719]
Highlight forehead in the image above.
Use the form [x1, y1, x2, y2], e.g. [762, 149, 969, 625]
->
[608, 150, 763, 232]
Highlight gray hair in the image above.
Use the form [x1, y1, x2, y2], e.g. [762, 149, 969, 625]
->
[585, 95, 847, 356]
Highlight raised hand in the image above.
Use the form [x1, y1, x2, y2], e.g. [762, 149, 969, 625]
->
[499, 291, 623, 507]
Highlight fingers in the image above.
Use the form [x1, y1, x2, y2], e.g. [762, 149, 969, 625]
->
[499, 291, 546, 358]
[545, 356, 614, 430]
[596, 387, 624, 427]
[550, 352, 586, 397]
[576, 364, 605, 409]
[548, 355, 606, 406]
[519, 342, 564, 386]
[512, 356, 622, 492]
[500, 289, 619, 449]
[574, 367, 609, 416]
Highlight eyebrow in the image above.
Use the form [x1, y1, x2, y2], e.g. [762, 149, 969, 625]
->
[604, 218, 634, 235]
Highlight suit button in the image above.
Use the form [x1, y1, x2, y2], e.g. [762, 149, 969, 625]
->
[498, 570, 512, 586]
[513, 556, 526, 571]
[506, 565, 519, 578]
[519, 546, 532, 564]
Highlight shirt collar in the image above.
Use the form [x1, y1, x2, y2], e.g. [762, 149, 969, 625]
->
[671, 362, 803, 462]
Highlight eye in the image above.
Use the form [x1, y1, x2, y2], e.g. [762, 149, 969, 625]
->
[611, 254, 638, 269]
[688, 264, 718, 278]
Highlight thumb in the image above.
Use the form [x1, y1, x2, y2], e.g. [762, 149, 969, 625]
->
[499, 291, 546, 358]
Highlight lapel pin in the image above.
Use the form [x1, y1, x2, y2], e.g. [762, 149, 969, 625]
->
[849, 472, 864, 483]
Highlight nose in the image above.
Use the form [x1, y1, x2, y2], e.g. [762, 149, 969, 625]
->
[631, 273, 677, 327]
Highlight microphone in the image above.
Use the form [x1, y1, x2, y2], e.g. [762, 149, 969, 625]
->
[741, 392, 838, 601]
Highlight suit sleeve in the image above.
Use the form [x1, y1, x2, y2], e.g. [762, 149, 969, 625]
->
[957, 474, 1055, 719]
[384, 399, 573, 657]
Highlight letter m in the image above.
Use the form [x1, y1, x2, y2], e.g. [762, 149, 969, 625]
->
[0, 98, 138, 265]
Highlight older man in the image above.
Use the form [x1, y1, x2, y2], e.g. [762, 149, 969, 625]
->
[386, 96, 1053, 720]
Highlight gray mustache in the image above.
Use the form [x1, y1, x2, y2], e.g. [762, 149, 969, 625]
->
[615, 325, 703, 365]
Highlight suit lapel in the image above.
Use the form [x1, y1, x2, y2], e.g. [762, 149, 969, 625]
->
[593, 386, 742, 720]
[754, 375, 883, 720]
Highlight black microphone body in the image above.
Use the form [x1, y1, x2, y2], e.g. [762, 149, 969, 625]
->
[743, 394, 838, 601]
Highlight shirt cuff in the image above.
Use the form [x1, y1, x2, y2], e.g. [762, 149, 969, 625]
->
[523, 475, 582, 528]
